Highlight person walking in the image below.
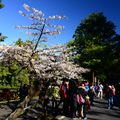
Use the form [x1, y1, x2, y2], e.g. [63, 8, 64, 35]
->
[107, 85, 114, 109]
[88, 85, 96, 106]
[76, 83, 88, 120]
[68, 79, 77, 119]
[97, 83, 104, 99]
[59, 78, 69, 116]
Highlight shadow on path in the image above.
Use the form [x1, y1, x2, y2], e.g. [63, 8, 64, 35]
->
[87, 98, 120, 120]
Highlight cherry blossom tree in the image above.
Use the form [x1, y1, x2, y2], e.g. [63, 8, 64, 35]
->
[0, 3, 89, 120]
[1, 44, 89, 120]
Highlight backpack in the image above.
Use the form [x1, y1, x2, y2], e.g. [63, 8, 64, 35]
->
[76, 93, 85, 104]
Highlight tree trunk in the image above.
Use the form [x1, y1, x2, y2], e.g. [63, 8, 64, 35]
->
[6, 85, 40, 120]
[6, 95, 31, 120]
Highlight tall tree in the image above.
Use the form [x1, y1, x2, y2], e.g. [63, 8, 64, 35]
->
[3, 3, 89, 119]
[5, 3, 66, 120]
[68, 12, 119, 83]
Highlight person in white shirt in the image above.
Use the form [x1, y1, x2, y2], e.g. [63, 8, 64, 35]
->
[97, 83, 104, 99]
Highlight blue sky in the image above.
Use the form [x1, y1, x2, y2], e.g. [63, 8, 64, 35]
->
[0, 0, 120, 47]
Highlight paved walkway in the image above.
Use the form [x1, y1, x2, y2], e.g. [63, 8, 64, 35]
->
[0, 98, 120, 120]
[87, 98, 120, 120]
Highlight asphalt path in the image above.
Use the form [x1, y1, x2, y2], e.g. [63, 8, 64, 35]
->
[87, 98, 120, 120]
[0, 98, 120, 120]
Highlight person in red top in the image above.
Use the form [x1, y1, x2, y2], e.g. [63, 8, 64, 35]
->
[58, 78, 69, 116]
[111, 85, 116, 96]
[59, 80, 68, 99]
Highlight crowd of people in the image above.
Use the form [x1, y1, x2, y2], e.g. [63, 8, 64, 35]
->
[18, 79, 120, 120]
[43, 79, 92, 120]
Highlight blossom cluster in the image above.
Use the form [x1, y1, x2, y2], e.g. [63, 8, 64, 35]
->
[17, 3, 66, 37]
[0, 44, 89, 80]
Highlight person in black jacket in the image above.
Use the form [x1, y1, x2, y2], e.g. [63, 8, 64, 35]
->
[68, 79, 77, 118]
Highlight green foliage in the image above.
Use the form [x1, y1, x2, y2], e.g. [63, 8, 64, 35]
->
[67, 39, 76, 47]
[15, 38, 39, 60]
[0, 3, 4, 9]
[97, 74, 107, 82]
[0, 38, 40, 88]
[15, 38, 24, 46]
[0, 35, 7, 41]
[68, 12, 120, 83]
[0, 60, 29, 87]
[15, 38, 33, 48]
[72, 12, 116, 49]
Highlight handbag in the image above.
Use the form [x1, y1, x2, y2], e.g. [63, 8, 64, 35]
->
[76, 93, 85, 104]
